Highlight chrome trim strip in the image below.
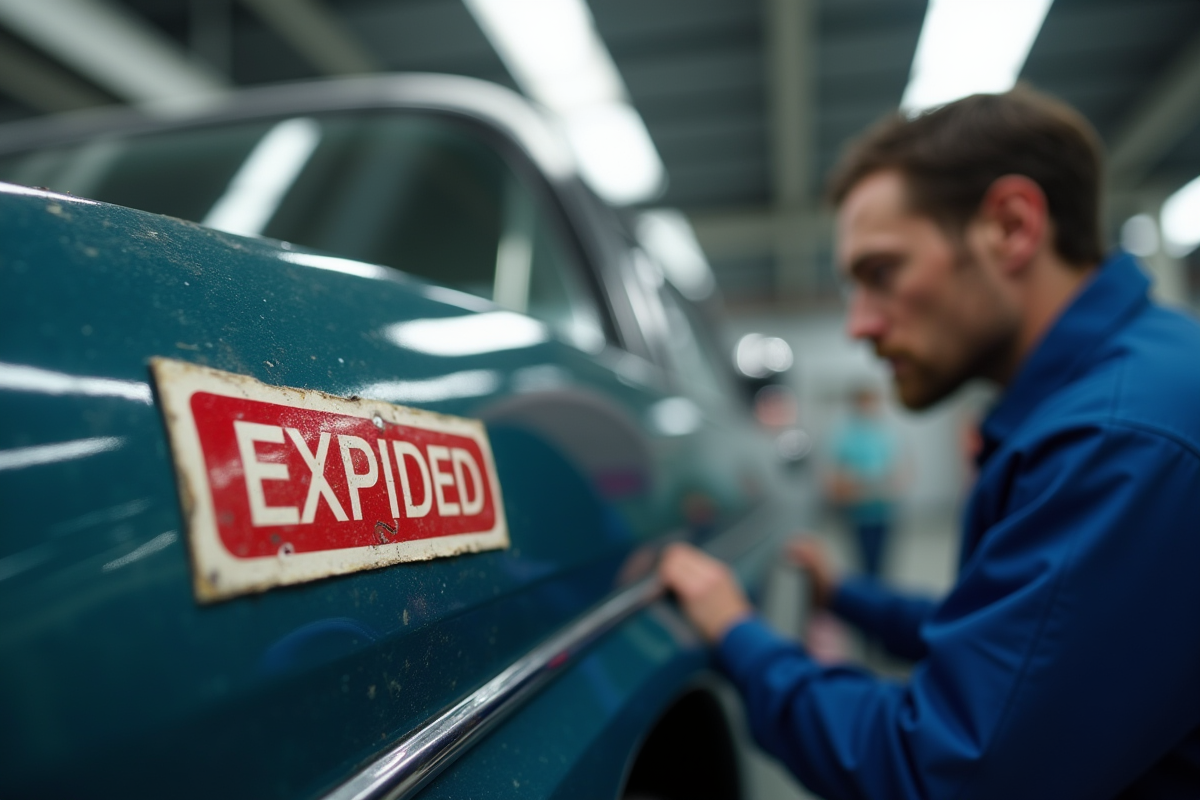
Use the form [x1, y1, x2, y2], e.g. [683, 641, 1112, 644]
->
[323, 500, 779, 800]
[325, 576, 663, 800]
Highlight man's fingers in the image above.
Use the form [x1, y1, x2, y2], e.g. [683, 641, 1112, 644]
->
[660, 543, 723, 598]
[657, 542, 753, 642]
[659, 543, 699, 585]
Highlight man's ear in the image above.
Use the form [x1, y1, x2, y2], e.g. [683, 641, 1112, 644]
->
[977, 175, 1049, 276]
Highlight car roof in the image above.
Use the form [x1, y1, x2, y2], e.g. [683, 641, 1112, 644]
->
[0, 73, 579, 185]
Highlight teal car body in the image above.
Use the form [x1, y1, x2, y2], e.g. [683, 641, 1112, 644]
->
[0, 76, 797, 799]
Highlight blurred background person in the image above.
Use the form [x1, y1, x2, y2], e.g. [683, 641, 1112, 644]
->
[824, 385, 901, 582]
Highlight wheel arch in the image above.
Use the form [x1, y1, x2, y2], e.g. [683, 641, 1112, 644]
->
[619, 677, 745, 800]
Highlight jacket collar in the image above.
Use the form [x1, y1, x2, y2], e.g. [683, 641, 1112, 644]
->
[977, 251, 1150, 465]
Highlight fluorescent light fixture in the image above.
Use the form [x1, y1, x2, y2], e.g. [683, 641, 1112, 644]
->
[465, 0, 622, 113]
[0, 362, 152, 404]
[901, 0, 1054, 114]
[1120, 214, 1160, 258]
[563, 103, 665, 206]
[355, 370, 502, 403]
[636, 209, 716, 301]
[735, 334, 793, 379]
[0, 0, 227, 113]
[384, 311, 549, 356]
[204, 118, 322, 237]
[0, 436, 125, 472]
[1162, 175, 1200, 258]
[464, 0, 665, 205]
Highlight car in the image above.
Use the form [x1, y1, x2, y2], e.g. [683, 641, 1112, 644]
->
[0, 74, 798, 799]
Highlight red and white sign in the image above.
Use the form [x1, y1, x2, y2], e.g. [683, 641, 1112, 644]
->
[152, 358, 508, 602]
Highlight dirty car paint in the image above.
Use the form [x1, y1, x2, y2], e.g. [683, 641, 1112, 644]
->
[0, 183, 787, 798]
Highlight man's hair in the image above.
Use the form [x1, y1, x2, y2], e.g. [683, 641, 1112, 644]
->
[826, 86, 1105, 266]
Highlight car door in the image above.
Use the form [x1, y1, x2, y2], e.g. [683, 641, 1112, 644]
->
[0, 100, 787, 799]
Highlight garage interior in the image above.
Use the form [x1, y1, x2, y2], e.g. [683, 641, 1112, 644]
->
[2, 3, 1199, 796]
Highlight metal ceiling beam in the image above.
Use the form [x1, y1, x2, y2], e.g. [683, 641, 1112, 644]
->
[766, 0, 815, 208]
[692, 189, 1150, 286]
[690, 206, 831, 261]
[0, 0, 227, 112]
[189, 0, 233, 79]
[238, 0, 380, 75]
[1109, 28, 1200, 189]
[691, 207, 777, 260]
[764, 0, 818, 298]
[0, 30, 112, 112]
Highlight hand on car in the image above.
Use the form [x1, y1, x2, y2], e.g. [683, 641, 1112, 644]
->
[658, 543, 753, 643]
[785, 536, 840, 610]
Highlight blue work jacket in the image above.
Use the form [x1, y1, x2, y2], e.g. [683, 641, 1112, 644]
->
[719, 252, 1200, 799]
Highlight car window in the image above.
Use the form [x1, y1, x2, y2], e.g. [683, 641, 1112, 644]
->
[0, 114, 607, 353]
[648, 270, 737, 412]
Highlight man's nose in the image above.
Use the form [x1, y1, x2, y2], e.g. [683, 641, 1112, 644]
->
[845, 290, 887, 341]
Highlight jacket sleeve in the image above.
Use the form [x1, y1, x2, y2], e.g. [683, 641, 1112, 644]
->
[717, 425, 1200, 800]
[830, 577, 937, 661]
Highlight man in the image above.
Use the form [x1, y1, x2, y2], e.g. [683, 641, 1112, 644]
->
[659, 88, 1200, 799]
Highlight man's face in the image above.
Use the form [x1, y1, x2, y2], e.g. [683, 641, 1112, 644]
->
[836, 170, 1019, 410]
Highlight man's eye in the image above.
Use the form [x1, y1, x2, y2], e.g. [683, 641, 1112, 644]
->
[862, 262, 898, 290]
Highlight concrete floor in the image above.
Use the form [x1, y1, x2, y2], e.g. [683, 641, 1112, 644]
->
[742, 505, 962, 800]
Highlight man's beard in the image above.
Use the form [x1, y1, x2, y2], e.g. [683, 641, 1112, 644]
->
[881, 248, 1017, 411]
[884, 342, 1010, 410]
[885, 353, 970, 410]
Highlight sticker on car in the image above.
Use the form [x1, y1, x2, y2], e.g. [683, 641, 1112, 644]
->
[151, 358, 509, 602]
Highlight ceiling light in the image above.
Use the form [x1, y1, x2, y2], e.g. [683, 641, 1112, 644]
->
[464, 0, 665, 205]
[465, 0, 622, 113]
[901, 0, 1054, 114]
[1162, 175, 1200, 258]
[1120, 214, 1160, 258]
[561, 104, 664, 206]
[735, 334, 794, 379]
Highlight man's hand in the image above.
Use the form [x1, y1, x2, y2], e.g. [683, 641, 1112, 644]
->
[658, 543, 753, 643]
[785, 537, 840, 609]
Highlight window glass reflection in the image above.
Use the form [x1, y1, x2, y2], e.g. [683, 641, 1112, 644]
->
[0, 113, 608, 354]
